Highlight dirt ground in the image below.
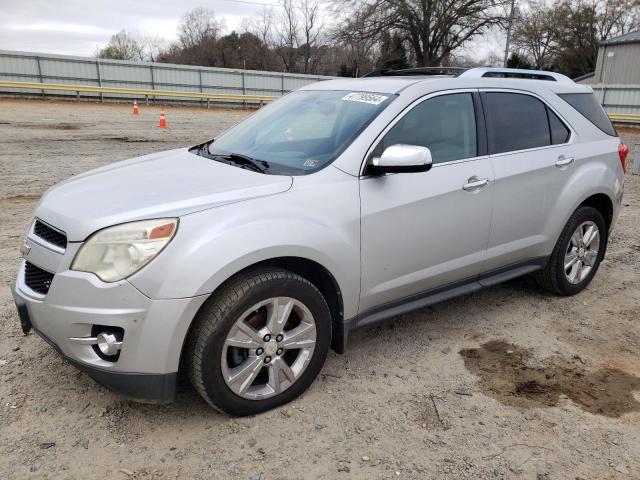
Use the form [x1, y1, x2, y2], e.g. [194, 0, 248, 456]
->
[0, 98, 639, 480]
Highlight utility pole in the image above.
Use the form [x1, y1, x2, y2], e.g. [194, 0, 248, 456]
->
[503, 0, 516, 67]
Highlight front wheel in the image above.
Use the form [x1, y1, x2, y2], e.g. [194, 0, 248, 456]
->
[536, 206, 607, 296]
[187, 268, 331, 416]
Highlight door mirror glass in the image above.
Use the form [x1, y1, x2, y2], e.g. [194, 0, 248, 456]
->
[368, 144, 433, 175]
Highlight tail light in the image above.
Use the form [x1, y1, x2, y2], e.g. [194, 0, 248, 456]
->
[618, 142, 629, 173]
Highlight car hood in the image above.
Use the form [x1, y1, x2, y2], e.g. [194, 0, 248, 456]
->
[34, 148, 293, 241]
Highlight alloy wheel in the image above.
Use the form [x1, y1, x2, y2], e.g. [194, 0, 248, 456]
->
[221, 297, 317, 400]
[564, 220, 600, 285]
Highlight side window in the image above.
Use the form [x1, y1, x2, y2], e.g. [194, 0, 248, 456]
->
[547, 108, 570, 145]
[483, 92, 551, 154]
[559, 93, 616, 136]
[376, 93, 477, 164]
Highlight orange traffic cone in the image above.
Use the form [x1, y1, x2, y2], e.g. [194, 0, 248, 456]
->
[132, 99, 139, 115]
[159, 110, 167, 128]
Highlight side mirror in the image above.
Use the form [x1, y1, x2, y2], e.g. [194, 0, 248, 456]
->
[367, 144, 433, 175]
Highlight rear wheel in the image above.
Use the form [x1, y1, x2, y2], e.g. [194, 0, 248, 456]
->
[536, 206, 606, 295]
[187, 268, 331, 416]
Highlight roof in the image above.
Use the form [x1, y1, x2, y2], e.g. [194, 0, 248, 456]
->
[573, 72, 595, 82]
[601, 31, 640, 46]
[301, 77, 424, 94]
[301, 67, 590, 95]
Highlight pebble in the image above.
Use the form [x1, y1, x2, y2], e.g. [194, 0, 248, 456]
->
[0, 360, 7, 367]
[454, 389, 473, 396]
[81, 439, 89, 449]
[441, 347, 451, 354]
[118, 468, 134, 476]
[40, 442, 55, 449]
[247, 438, 257, 447]
[361, 455, 369, 461]
[338, 465, 350, 473]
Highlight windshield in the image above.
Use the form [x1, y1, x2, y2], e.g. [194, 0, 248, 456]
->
[195, 90, 395, 175]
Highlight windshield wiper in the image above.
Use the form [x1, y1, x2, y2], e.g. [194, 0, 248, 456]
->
[210, 153, 270, 173]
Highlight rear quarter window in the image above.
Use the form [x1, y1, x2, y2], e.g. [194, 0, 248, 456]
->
[558, 93, 617, 137]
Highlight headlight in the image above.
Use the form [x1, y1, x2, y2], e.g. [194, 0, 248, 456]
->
[72, 218, 178, 282]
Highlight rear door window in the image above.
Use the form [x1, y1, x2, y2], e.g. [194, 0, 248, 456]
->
[482, 92, 551, 154]
[558, 93, 616, 136]
[548, 108, 570, 144]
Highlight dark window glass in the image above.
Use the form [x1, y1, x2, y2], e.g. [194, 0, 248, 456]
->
[558, 93, 617, 137]
[483, 92, 551, 154]
[547, 107, 571, 144]
[377, 93, 477, 164]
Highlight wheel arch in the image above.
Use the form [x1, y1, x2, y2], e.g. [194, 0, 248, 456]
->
[579, 193, 614, 233]
[179, 256, 347, 375]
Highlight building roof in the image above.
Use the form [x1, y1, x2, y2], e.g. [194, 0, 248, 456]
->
[601, 31, 640, 47]
[573, 72, 594, 82]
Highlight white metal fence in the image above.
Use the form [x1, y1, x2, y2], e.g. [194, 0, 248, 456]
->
[0, 50, 334, 103]
[591, 85, 640, 116]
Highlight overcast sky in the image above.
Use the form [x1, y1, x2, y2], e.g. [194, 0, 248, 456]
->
[0, 0, 502, 61]
[0, 0, 276, 56]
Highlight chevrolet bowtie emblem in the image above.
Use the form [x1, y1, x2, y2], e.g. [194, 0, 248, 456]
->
[19, 241, 30, 258]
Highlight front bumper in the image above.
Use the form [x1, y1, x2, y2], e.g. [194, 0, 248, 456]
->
[12, 284, 177, 402]
[12, 257, 208, 402]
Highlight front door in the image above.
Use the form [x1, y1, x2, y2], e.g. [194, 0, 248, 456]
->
[359, 91, 494, 313]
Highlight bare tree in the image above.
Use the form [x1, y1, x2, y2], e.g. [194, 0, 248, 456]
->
[178, 7, 225, 50]
[274, 0, 301, 71]
[331, 4, 384, 76]
[97, 30, 144, 61]
[335, 0, 511, 67]
[513, 1, 561, 69]
[299, 0, 324, 73]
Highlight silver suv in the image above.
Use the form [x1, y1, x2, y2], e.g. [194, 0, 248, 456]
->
[12, 67, 628, 415]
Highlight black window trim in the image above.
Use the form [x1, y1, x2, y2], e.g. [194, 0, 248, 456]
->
[360, 88, 487, 176]
[478, 88, 575, 158]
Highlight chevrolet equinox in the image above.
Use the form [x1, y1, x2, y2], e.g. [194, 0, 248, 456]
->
[12, 67, 628, 415]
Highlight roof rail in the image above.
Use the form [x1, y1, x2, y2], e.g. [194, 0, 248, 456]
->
[458, 67, 574, 83]
[362, 67, 468, 78]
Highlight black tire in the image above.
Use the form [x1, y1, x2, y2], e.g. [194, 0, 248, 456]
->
[536, 206, 607, 296]
[186, 268, 331, 416]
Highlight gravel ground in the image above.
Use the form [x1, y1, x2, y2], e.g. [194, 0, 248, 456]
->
[1, 99, 639, 480]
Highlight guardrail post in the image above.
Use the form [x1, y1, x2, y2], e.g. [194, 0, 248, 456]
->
[242, 71, 247, 109]
[150, 65, 155, 104]
[35, 56, 44, 97]
[96, 58, 104, 102]
[199, 70, 204, 107]
[76, 90, 80, 101]
[281, 74, 285, 96]
[633, 144, 640, 175]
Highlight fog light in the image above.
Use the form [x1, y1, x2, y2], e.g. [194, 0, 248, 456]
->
[96, 332, 122, 356]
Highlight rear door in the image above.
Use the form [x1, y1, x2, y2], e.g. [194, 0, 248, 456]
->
[480, 90, 574, 272]
[359, 90, 494, 313]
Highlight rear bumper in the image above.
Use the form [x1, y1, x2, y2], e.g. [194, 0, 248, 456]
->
[12, 283, 177, 402]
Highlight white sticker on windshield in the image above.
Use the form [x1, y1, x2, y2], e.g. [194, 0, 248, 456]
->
[342, 92, 388, 105]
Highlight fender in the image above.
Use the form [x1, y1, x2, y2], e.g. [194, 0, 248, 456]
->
[128, 167, 361, 318]
[543, 149, 621, 255]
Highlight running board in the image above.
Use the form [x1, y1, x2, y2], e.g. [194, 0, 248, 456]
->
[344, 257, 547, 338]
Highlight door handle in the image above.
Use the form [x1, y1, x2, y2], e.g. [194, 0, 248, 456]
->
[463, 177, 489, 191]
[555, 156, 574, 167]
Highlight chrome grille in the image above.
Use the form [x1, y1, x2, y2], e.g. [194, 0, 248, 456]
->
[33, 219, 67, 250]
